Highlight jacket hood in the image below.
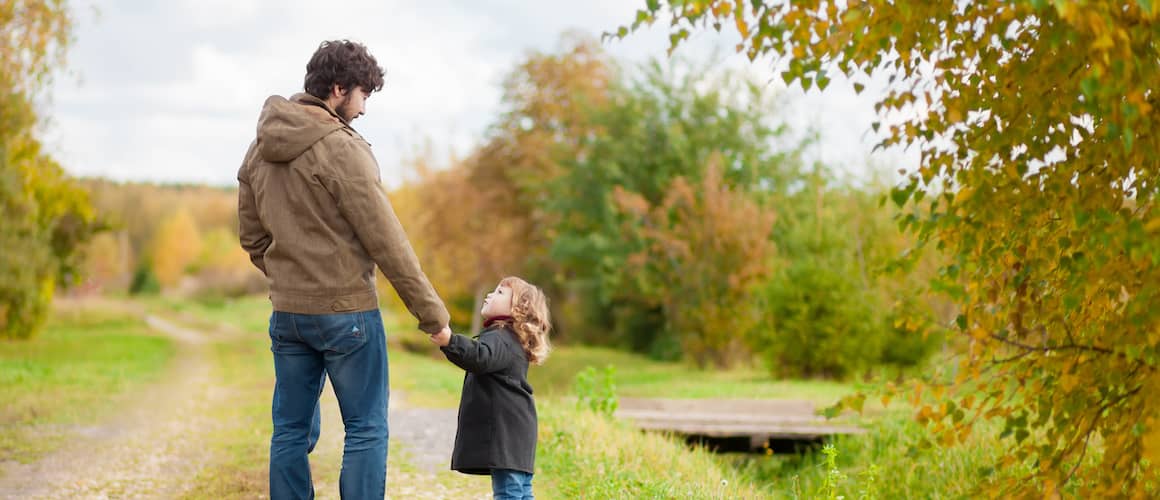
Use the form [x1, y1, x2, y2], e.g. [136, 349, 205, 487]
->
[256, 93, 345, 163]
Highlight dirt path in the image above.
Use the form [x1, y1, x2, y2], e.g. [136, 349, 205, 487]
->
[308, 387, 488, 499]
[0, 315, 223, 499]
[0, 306, 489, 499]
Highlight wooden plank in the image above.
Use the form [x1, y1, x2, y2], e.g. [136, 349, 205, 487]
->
[615, 409, 822, 425]
[613, 398, 864, 439]
[618, 397, 816, 415]
[628, 420, 865, 438]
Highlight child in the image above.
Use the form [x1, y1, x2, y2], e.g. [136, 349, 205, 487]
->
[428, 276, 551, 500]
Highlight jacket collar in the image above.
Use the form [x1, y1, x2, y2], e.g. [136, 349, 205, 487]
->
[291, 92, 352, 127]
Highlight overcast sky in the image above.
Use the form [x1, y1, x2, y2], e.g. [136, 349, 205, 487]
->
[43, 0, 917, 188]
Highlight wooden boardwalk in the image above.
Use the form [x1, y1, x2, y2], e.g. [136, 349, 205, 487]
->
[614, 397, 863, 452]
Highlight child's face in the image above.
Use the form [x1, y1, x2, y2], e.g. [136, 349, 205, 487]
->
[480, 284, 514, 319]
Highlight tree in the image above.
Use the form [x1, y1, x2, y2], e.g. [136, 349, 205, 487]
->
[760, 166, 943, 379]
[612, 154, 776, 367]
[618, 0, 1159, 495]
[394, 34, 617, 335]
[147, 207, 202, 289]
[1, 0, 99, 339]
[544, 56, 799, 355]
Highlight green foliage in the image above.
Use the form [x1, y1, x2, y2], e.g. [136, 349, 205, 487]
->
[819, 444, 848, 500]
[544, 56, 798, 360]
[405, 33, 943, 375]
[739, 412, 1018, 499]
[1, 1, 101, 339]
[613, 156, 777, 367]
[619, 0, 1160, 495]
[759, 170, 943, 378]
[573, 365, 618, 417]
[1, 136, 100, 339]
[129, 263, 160, 296]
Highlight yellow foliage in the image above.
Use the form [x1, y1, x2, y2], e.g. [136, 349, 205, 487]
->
[148, 207, 202, 288]
[622, 0, 1160, 495]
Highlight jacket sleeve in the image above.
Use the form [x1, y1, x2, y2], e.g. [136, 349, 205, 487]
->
[440, 331, 516, 374]
[326, 139, 450, 334]
[237, 146, 270, 275]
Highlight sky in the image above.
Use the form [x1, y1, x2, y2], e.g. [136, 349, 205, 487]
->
[43, 0, 918, 188]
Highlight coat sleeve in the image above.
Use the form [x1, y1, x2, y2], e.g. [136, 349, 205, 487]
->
[324, 139, 450, 334]
[440, 331, 516, 374]
[237, 144, 270, 275]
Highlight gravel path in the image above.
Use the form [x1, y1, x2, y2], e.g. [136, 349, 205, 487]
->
[0, 315, 221, 499]
[388, 393, 490, 499]
[306, 385, 488, 499]
[0, 308, 488, 500]
[388, 399, 458, 473]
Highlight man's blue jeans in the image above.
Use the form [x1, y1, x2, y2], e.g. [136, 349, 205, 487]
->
[269, 309, 389, 500]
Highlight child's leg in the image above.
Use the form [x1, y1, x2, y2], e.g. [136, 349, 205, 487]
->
[520, 471, 534, 500]
[491, 469, 534, 500]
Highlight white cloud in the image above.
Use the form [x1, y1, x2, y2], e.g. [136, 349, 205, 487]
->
[45, 0, 916, 188]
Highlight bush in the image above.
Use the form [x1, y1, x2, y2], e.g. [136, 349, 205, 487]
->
[129, 264, 160, 295]
[573, 365, 618, 417]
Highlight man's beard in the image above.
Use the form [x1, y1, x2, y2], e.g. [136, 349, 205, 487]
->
[335, 94, 355, 122]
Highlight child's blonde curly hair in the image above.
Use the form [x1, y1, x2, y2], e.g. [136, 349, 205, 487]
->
[498, 276, 551, 365]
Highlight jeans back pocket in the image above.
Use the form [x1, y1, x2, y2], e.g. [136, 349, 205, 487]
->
[314, 311, 367, 354]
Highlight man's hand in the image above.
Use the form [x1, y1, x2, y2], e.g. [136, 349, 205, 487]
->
[429, 325, 451, 347]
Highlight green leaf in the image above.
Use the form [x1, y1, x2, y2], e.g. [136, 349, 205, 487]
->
[890, 183, 915, 207]
[1080, 76, 1099, 97]
[817, 73, 831, 90]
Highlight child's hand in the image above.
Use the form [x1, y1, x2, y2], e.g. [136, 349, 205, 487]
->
[429, 326, 451, 347]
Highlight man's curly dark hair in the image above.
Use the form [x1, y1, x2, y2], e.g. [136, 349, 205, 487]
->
[303, 40, 386, 99]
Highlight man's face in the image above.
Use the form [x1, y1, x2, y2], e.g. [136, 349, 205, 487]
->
[335, 86, 369, 122]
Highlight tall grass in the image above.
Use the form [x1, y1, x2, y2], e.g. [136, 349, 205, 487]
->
[733, 411, 1027, 499]
[537, 400, 769, 498]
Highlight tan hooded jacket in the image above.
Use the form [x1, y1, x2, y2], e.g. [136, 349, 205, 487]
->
[237, 93, 448, 333]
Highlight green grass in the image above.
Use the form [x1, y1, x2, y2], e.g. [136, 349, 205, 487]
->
[0, 303, 174, 463]
[530, 345, 855, 405]
[139, 294, 273, 334]
[379, 344, 771, 498]
[733, 411, 1009, 498]
[537, 400, 769, 498]
[389, 349, 464, 408]
[179, 335, 274, 499]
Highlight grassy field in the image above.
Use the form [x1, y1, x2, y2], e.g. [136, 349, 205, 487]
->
[526, 344, 855, 404]
[0, 303, 174, 463]
[6, 294, 1039, 498]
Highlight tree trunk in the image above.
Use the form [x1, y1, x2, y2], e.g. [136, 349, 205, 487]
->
[470, 284, 486, 334]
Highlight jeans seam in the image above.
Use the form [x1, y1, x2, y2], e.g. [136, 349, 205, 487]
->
[291, 312, 306, 344]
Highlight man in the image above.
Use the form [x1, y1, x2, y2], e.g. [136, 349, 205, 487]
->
[237, 39, 450, 499]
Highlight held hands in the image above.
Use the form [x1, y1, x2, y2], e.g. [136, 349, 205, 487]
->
[428, 325, 451, 347]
